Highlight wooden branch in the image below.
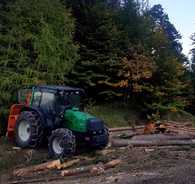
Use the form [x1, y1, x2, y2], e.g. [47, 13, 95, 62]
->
[61, 159, 121, 177]
[111, 139, 195, 148]
[13, 159, 80, 177]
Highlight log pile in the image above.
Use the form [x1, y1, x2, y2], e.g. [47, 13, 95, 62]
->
[111, 138, 195, 147]
[164, 122, 195, 137]
[13, 158, 121, 179]
[111, 121, 195, 148]
[11, 160, 121, 184]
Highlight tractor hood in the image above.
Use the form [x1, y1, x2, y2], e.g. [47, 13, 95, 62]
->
[64, 108, 101, 133]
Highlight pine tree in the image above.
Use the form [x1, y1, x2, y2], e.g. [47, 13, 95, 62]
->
[149, 4, 182, 56]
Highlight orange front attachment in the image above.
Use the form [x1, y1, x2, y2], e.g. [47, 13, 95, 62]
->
[7, 104, 24, 139]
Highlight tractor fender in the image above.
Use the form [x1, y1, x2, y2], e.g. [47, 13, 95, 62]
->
[20, 107, 46, 128]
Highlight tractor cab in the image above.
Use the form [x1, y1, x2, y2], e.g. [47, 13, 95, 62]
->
[30, 85, 84, 116]
[18, 85, 84, 109]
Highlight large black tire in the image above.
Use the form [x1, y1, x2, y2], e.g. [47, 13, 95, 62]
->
[15, 111, 43, 148]
[48, 128, 76, 158]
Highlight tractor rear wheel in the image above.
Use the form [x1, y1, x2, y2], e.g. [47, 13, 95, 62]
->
[48, 128, 76, 158]
[15, 111, 43, 148]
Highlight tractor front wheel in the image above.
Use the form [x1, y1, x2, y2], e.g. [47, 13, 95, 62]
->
[48, 128, 76, 158]
[15, 111, 43, 148]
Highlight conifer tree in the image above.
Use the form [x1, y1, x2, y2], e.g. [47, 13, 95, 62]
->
[66, 0, 128, 96]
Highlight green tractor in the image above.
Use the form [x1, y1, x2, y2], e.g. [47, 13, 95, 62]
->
[7, 85, 109, 158]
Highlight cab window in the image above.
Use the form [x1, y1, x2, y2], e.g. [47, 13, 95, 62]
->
[32, 91, 41, 106]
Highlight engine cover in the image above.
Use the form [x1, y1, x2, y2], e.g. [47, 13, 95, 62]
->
[64, 108, 96, 133]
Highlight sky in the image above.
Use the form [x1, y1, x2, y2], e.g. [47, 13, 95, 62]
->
[149, 0, 195, 57]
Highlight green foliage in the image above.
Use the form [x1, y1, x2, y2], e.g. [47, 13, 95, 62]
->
[149, 4, 182, 55]
[0, 0, 78, 83]
[0, 0, 78, 134]
[66, 0, 128, 95]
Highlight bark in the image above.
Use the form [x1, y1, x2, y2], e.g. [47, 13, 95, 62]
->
[111, 138, 195, 147]
[166, 126, 195, 136]
[13, 159, 80, 177]
[131, 134, 194, 141]
[109, 126, 144, 132]
[164, 122, 192, 127]
[61, 159, 121, 177]
[56, 159, 80, 170]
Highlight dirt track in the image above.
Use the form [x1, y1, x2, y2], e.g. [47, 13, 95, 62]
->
[2, 130, 195, 184]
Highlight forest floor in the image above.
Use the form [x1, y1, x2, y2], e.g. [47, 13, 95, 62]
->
[1, 125, 195, 184]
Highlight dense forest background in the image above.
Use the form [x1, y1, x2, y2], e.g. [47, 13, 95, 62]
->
[1, 0, 195, 134]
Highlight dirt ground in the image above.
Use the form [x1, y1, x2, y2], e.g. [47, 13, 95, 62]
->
[1, 130, 195, 184]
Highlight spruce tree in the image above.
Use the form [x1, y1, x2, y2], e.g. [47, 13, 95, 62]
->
[66, 0, 128, 97]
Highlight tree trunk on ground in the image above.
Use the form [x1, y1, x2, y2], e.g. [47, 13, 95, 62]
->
[111, 138, 195, 147]
[131, 134, 194, 141]
[13, 159, 80, 177]
[61, 159, 121, 177]
[109, 126, 144, 132]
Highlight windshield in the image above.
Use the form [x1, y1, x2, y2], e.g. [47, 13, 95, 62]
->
[56, 93, 81, 108]
[32, 90, 81, 115]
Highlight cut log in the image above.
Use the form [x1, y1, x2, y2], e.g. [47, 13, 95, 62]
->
[96, 149, 115, 156]
[164, 121, 192, 127]
[103, 159, 122, 169]
[109, 126, 144, 132]
[13, 159, 61, 177]
[168, 126, 195, 132]
[90, 165, 105, 176]
[117, 132, 140, 139]
[111, 138, 195, 147]
[131, 134, 194, 141]
[13, 159, 80, 177]
[61, 159, 121, 177]
[61, 165, 91, 176]
[57, 159, 80, 170]
[166, 126, 195, 136]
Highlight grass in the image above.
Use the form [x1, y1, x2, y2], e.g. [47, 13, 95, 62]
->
[161, 110, 195, 124]
[86, 102, 142, 128]
[86, 102, 195, 128]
